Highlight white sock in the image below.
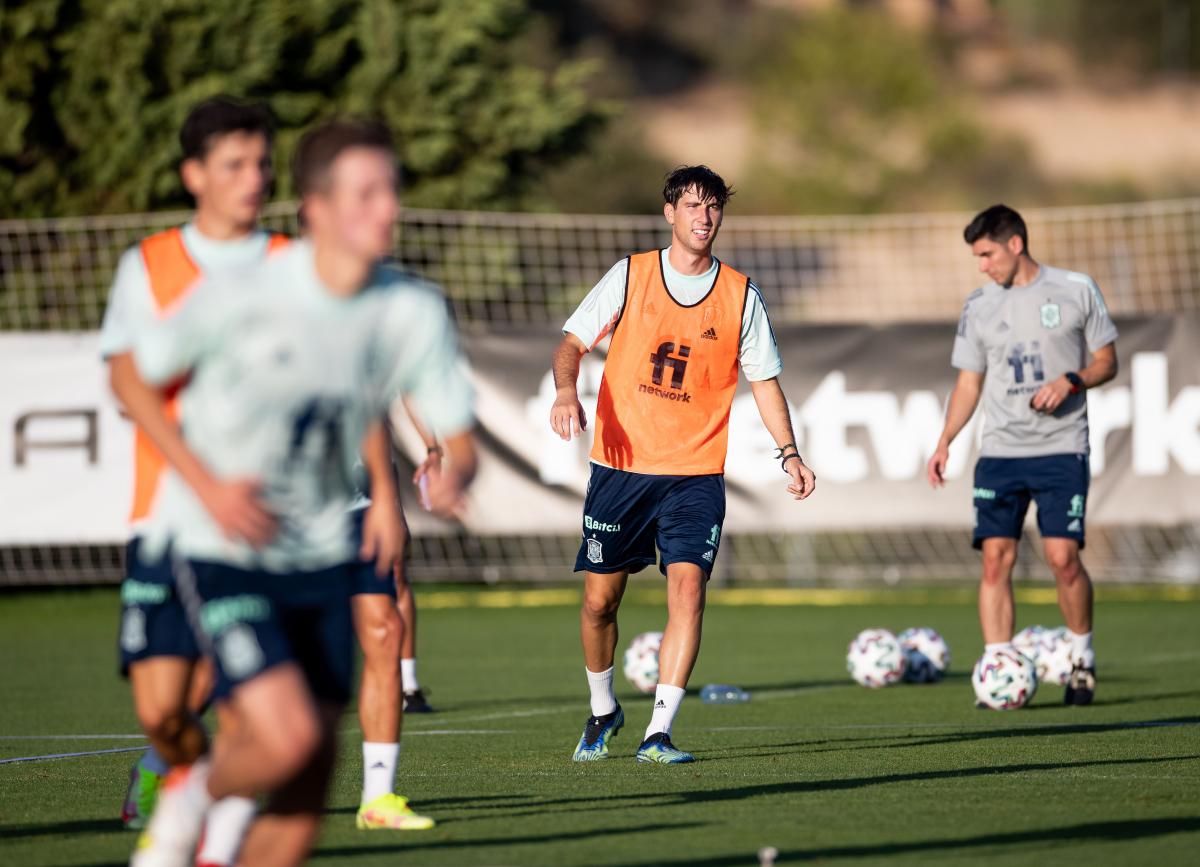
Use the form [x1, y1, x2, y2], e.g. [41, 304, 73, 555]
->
[361, 741, 399, 804]
[586, 666, 617, 717]
[196, 796, 256, 866]
[139, 745, 169, 776]
[184, 760, 216, 814]
[401, 658, 420, 694]
[644, 684, 686, 740]
[1068, 629, 1095, 667]
[144, 759, 214, 850]
[985, 642, 1014, 653]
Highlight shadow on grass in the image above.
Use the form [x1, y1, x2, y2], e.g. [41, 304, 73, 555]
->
[418, 677, 854, 715]
[616, 816, 1200, 865]
[0, 816, 125, 841]
[785, 714, 1200, 756]
[1023, 689, 1200, 710]
[307, 819, 706, 860]
[436, 753, 1199, 822]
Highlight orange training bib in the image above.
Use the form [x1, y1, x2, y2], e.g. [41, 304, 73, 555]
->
[128, 228, 290, 523]
[590, 250, 749, 476]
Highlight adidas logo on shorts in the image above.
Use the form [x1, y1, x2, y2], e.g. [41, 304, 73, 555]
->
[701, 327, 717, 340]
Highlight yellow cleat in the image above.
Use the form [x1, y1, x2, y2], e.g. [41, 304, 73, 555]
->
[355, 793, 436, 831]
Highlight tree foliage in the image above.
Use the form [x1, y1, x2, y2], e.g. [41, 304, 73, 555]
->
[0, 0, 602, 217]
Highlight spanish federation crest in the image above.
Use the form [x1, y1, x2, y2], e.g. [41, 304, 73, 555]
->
[586, 536, 603, 564]
[1040, 302, 1061, 329]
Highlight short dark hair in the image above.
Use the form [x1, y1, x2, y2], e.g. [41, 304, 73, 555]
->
[663, 165, 734, 208]
[963, 204, 1029, 252]
[293, 119, 395, 196]
[179, 97, 273, 162]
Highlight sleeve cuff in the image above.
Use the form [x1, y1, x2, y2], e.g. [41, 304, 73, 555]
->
[563, 326, 595, 352]
[743, 362, 783, 382]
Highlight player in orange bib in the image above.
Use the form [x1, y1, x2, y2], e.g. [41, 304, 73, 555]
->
[550, 166, 817, 763]
[100, 98, 281, 865]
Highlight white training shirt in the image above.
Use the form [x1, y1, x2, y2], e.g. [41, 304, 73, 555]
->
[562, 249, 784, 382]
[98, 223, 273, 359]
[133, 240, 474, 572]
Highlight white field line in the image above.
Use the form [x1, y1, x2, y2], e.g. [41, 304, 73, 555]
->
[0, 734, 147, 741]
[0, 746, 148, 765]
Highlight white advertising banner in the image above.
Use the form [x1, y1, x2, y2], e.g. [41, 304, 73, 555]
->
[1, 317, 1198, 544]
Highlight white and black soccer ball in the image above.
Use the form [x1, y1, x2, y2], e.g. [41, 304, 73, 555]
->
[1034, 626, 1075, 686]
[898, 627, 950, 683]
[622, 631, 663, 694]
[1011, 625, 1045, 664]
[846, 628, 906, 688]
[972, 646, 1038, 710]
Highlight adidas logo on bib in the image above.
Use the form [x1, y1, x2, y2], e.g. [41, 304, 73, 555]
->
[701, 327, 717, 340]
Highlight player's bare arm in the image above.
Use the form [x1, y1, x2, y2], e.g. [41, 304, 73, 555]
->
[402, 396, 442, 485]
[927, 368, 985, 488]
[749, 377, 816, 500]
[108, 352, 276, 544]
[421, 429, 478, 518]
[1030, 342, 1118, 415]
[550, 332, 589, 440]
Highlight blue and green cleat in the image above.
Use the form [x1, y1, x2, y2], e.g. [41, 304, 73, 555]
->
[120, 757, 163, 830]
[572, 704, 624, 761]
[636, 732, 695, 764]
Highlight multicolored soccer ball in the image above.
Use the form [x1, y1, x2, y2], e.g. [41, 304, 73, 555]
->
[846, 628, 906, 688]
[898, 627, 950, 683]
[1034, 626, 1075, 686]
[622, 631, 663, 694]
[972, 646, 1038, 709]
[1011, 625, 1046, 663]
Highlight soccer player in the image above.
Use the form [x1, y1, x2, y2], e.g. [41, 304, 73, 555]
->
[347, 407, 443, 832]
[101, 97, 283, 863]
[120, 119, 476, 866]
[550, 165, 816, 763]
[927, 204, 1119, 706]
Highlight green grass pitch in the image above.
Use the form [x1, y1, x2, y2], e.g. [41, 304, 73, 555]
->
[1, 586, 1198, 865]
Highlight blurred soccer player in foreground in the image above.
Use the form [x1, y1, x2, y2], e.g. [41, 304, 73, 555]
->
[550, 165, 816, 763]
[928, 204, 1119, 706]
[119, 119, 475, 866]
[101, 97, 285, 864]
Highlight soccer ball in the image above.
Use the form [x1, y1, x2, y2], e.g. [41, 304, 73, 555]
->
[897, 627, 950, 683]
[622, 631, 663, 694]
[1011, 625, 1045, 663]
[1034, 626, 1075, 686]
[846, 628, 906, 688]
[972, 646, 1038, 709]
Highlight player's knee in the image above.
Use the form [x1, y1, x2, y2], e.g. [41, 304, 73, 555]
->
[581, 589, 621, 623]
[360, 607, 403, 662]
[137, 704, 186, 744]
[260, 712, 323, 784]
[1046, 546, 1083, 582]
[980, 546, 1016, 586]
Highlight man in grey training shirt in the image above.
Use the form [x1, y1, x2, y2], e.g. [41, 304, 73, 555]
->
[927, 204, 1119, 706]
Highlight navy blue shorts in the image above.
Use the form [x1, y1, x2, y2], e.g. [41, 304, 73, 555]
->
[347, 508, 399, 598]
[574, 463, 726, 576]
[177, 559, 355, 704]
[972, 454, 1090, 550]
[118, 538, 201, 676]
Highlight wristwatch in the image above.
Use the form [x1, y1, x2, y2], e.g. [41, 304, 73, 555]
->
[1064, 372, 1084, 395]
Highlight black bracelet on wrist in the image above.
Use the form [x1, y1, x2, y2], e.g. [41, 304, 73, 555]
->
[428, 445, 443, 455]
[1065, 371, 1084, 395]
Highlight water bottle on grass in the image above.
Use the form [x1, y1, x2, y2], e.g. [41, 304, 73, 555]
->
[699, 684, 751, 704]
